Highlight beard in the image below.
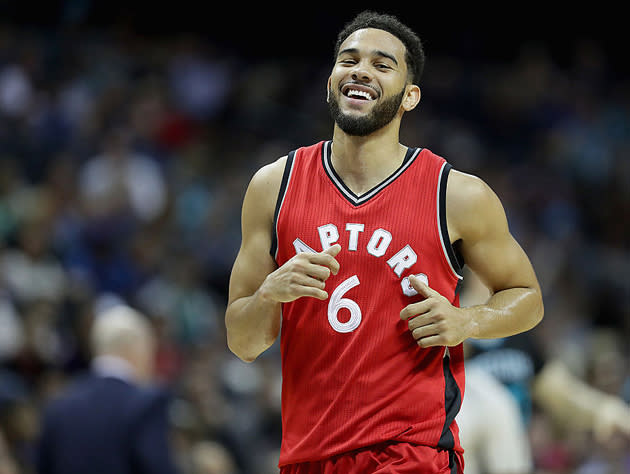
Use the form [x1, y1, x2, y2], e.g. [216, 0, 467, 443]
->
[328, 85, 406, 136]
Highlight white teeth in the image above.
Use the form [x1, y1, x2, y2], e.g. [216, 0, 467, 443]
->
[347, 89, 373, 100]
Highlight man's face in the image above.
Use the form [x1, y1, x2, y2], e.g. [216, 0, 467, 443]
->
[328, 28, 410, 136]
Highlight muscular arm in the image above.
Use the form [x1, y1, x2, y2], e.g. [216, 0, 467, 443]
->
[448, 170, 543, 339]
[402, 170, 543, 347]
[225, 157, 340, 362]
[225, 158, 285, 362]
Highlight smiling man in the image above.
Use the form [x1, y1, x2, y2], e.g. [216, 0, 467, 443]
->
[327, 33, 409, 137]
[225, 10, 543, 473]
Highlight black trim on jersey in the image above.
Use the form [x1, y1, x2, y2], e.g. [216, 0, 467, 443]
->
[322, 140, 421, 206]
[448, 450, 458, 474]
[437, 355, 462, 450]
[454, 278, 465, 297]
[438, 164, 465, 276]
[270, 151, 296, 259]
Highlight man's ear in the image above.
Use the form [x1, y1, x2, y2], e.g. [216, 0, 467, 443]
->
[402, 84, 421, 111]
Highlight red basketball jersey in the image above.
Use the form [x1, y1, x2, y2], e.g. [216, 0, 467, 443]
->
[272, 141, 465, 466]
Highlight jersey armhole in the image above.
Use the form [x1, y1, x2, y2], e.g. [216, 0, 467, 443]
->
[270, 151, 296, 260]
[437, 163, 465, 281]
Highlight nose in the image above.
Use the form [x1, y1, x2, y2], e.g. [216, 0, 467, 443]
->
[351, 62, 371, 82]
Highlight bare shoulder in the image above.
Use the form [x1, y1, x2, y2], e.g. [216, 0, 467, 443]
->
[249, 155, 288, 194]
[243, 155, 288, 218]
[446, 169, 508, 242]
[446, 170, 497, 209]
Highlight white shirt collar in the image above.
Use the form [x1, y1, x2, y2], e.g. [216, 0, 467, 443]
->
[91, 354, 136, 382]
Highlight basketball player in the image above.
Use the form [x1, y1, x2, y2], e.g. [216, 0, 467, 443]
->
[225, 11, 544, 473]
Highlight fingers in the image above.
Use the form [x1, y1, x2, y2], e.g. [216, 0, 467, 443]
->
[301, 246, 340, 299]
[400, 299, 436, 346]
[292, 272, 327, 290]
[267, 270, 329, 302]
[408, 274, 439, 298]
[400, 277, 445, 322]
[400, 299, 432, 321]
[399, 281, 458, 347]
[410, 320, 449, 348]
[269, 245, 341, 303]
[308, 245, 341, 276]
[296, 246, 340, 300]
[285, 282, 329, 301]
[414, 335, 443, 348]
[297, 285, 329, 301]
[306, 263, 333, 282]
[324, 243, 342, 257]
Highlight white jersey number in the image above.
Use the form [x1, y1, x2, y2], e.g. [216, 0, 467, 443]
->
[328, 275, 362, 333]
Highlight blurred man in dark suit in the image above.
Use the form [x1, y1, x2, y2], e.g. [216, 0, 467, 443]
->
[36, 304, 180, 474]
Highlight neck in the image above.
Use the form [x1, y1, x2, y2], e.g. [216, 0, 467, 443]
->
[330, 123, 407, 195]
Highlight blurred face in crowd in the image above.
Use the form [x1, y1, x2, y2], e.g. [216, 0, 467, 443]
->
[327, 28, 419, 136]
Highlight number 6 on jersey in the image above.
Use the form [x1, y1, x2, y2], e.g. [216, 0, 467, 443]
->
[328, 275, 361, 333]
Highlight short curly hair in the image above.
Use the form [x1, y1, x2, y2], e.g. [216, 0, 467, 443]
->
[333, 11, 425, 85]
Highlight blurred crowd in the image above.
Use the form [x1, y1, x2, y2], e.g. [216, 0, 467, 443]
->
[0, 18, 627, 474]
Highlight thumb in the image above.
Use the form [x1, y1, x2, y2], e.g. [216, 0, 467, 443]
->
[323, 243, 342, 257]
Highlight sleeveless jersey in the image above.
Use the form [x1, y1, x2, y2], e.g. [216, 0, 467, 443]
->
[272, 140, 465, 466]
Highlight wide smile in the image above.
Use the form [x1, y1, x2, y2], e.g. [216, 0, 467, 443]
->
[341, 83, 379, 101]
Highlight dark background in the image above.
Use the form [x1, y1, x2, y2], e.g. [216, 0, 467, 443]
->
[2, 0, 627, 70]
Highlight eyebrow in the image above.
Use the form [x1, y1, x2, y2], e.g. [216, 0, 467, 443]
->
[338, 48, 399, 66]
